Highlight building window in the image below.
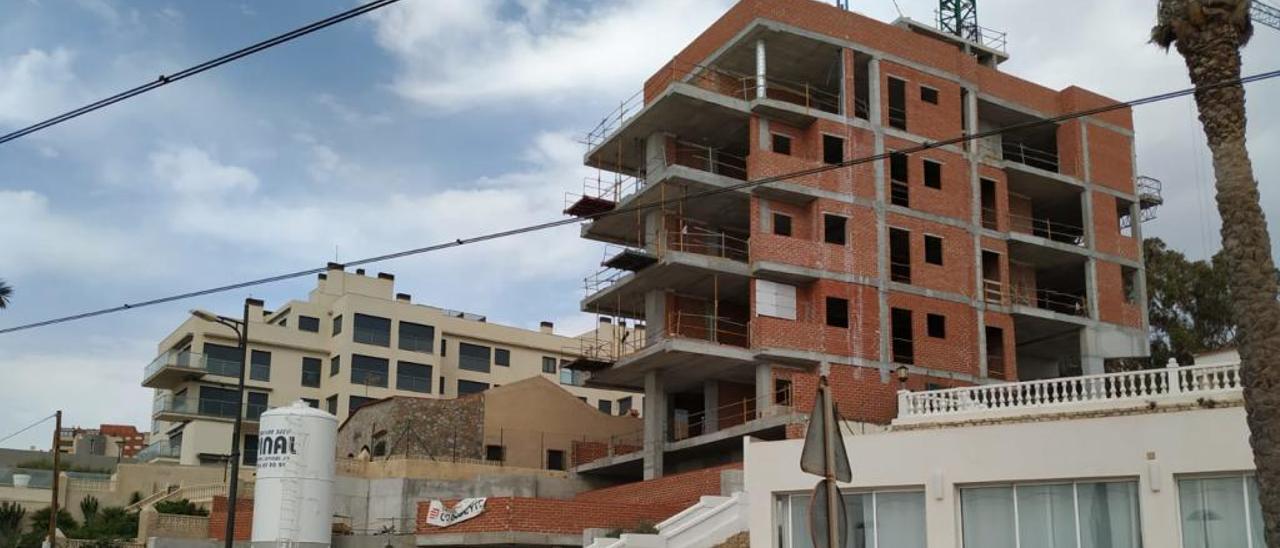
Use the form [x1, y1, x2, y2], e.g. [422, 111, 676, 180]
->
[372, 439, 387, 458]
[775, 378, 793, 406]
[598, 400, 613, 415]
[542, 356, 558, 374]
[330, 355, 340, 377]
[332, 315, 343, 337]
[485, 445, 505, 462]
[822, 134, 845, 165]
[398, 321, 435, 353]
[1178, 475, 1264, 548]
[353, 314, 391, 347]
[924, 235, 943, 265]
[494, 348, 511, 367]
[351, 354, 389, 388]
[396, 361, 432, 394]
[249, 350, 271, 381]
[560, 367, 584, 387]
[887, 77, 907, 130]
[825, 297, 850, 328]
[618, 397, 633, 415]
[246, 392, 268, 421]
[920, 85, 939, 105]
[301, 357, 321, 388]
[298, 316, 320, 333]
[923, 159, 942, 189]
[927, 313, 946, 338]
[1123, 266, 1139, 303]
[546, 449, 566, 471]
[195, 386, 238, 418]
[242, 435, 258, 466]
[439, 377, 445, 395]
[459, 343, 492, 373]
[891, 308, 914, 364]
[823, 214, 848, 245]
[773, 213, 793, 237]
[325, 395, 338, 415]
[756, 280, 798, 320]
[349, 396, 376, 413]
[203, 343, 242, 378]
[441, 339, 448, 357]
[301, 398, 319, 409]
[778, 490, 925, 548]
[890, 228, 912, 283]
[457, 379, 489, 396]
[772, 133, 792, 155]
[889, 152, 909, 207]
[961, 481, 1141, 548]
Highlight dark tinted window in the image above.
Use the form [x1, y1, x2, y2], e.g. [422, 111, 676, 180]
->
[773, 213, 793, 237]
[457, 379, 489, 396]
[326, 395, 337, 415]
[495, 348, 510, 367]
[396, 361, 432, 393]
[618, 397, 633, 415]
[330, 355, 340, 377]
[459, 343, 491, 373]
[353, 314, 391, 347]
[598, 400, 613, 414]
[398, 321, 434, 353]
[246, 392, 268, 420]
[542, 356, 558, 374]
[203, 343, 241, 377]
[826, 297, 850, 328]
[301, 357, 321, 387]
[332, 315, 343, 337]
[351, 354, 389, 387]
[924, 235, 944, 266]
[250, 350, 271, 381]
[298, 316, 320, 333]
[824, 214, 847, 245]
[243, 435, 258, 466]
[198, 386, 239, 418]
[920, 86, 939, 105]
[302, 398, 319, 408]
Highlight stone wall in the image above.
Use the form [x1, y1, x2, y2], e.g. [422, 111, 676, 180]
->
[336, 396, 484, 460]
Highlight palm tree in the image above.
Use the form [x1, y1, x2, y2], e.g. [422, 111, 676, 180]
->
[1153, 1, 1280, 544]
[0, 280, 10, 309]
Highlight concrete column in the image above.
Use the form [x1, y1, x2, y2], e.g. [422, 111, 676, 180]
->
[1085, 257, 1100, 321]
[703, 381, 720, 433]
[755, 363, 773, 417]
[644, 290, 668, 344]
[965, 87, 988, 379]
[755, 39, 767, 100]
[643, 209, 664, 256]
[643, 370, 667, 480]
[1131, 199, 1151, 332]
[868, 57, 891, 382]
[644, 132, 670, 181]
[1079, 329, 1104, 376]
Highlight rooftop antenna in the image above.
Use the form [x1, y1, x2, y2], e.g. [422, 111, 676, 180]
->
[938, 0, 979, 42]
[835, 0, 849, 9]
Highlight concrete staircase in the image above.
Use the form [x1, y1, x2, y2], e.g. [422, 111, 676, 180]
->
[585, 492, 748, 548]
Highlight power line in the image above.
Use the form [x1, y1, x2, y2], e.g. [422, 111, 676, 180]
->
[0, 413, 57, 446]
[0, 0, 406, 146]
[2, 69, 1278, 336]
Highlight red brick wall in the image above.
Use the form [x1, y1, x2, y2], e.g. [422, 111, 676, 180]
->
[886, 294, 981, 375]
[880, 60, 965, 143]
[884, 136, 971, 223]
[1092, 192, 1140, 261]
[778, 364, 975, 428]
[208, 496, 253, 542]
[574, 463, 742, 506]
[1087, 125, 1135, 193]
[416, 497, 686, 536]
[886, 212, 976, 297]
[1096, 260, 1143, 328]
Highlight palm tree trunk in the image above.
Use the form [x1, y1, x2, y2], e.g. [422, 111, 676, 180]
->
[1175, 15, 1280, 547]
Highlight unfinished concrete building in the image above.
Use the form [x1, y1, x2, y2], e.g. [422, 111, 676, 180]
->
[564, 0, 1157, 480]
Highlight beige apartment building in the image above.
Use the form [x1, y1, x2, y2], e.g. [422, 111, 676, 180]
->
[138, 265, 642, 466]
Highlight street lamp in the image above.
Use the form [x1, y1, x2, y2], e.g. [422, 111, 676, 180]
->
[895, 365, 910, 391]
[191, 299, 251, 548]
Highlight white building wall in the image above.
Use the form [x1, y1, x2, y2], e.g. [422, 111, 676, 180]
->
[744, 406, 1255, 547]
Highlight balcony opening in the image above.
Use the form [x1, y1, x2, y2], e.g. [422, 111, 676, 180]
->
[853, 52, 872, 120]
[890, 228, 912, 284]
[887, 77, 907, 130]
[823, 134, 845, 165]
[671, 391, 707, 440]
[1014, 324, 1082, 380]
[986, 326, 1006, 380]
[1006, 180, 1085, 246]
[714, 31, 844, 115]
[889, 152, 910, 207]
[1009, 258, 1088, 317]
[891, 308, 915, 365]
[977, 98, 1060, 172]
[668, 294, 750, 349]
[980, 178, 998, 229]
[671, 138, 750, 181]
[665, 216, 751, 262]
[982, 250, 1003, 304]
[823, 213, 848, 245]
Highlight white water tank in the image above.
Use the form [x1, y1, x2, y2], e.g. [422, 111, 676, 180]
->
[251, 400, 337, 548]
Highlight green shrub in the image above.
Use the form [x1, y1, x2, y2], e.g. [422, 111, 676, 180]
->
[152, 500, 207, 517]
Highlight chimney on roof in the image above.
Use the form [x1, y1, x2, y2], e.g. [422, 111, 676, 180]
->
[318, 273, 327, 280]
[540, 321, 554, 334]
[396, 293, 411, 303]
[355, 268, 366, 275]
[378, 272, 395, 281]
[326, 262, 344, 271]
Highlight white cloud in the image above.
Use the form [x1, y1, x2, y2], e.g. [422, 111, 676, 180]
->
[150, 146, 260, 196]
[0, 48, 78, 126]
[0, 190, 134, 277]
[370, 0, 733, 110]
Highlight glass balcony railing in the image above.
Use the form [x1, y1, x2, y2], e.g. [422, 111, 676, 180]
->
[135, 441, 181, 461]
[153, 394, 265, 422]
[144, 350, 242, 382]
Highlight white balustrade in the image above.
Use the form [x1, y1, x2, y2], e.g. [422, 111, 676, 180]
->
[897, 362, 1242, 420]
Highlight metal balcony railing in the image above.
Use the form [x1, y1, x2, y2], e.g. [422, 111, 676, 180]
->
[153, 394, 265, 422]
[670, 142, 748, 181]
[1009, 286, 1088, 317]
[745, 75, 843, 115]
[667, 312, 750, 349]
[665, 225, 750, 262]
[145, 350, 240, 381]
[1001, 141, 1060, 173]
[898, 363, 1242, 419]
[671, 385, 794, 442]
[136, 441, 181, 462]
[1008, 211, 1085, 246]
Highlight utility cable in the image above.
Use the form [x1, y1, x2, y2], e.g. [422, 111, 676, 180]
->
[0, 413, 57, 446]
[0, 0, 406, 146]
[1, 69, 1278, 336]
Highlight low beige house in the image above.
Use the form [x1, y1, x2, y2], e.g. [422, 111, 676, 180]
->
[337, 376, 643, 471]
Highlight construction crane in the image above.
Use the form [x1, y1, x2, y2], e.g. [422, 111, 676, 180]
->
[1255, 0, 1280, 32]
[938, 0, 979, 43]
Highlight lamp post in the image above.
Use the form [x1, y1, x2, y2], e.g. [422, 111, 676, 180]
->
[191, 299, 251, 548]
[896, 365, 910, 391]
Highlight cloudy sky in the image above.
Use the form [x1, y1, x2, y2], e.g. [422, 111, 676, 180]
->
[0, 0, 1276, 449]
